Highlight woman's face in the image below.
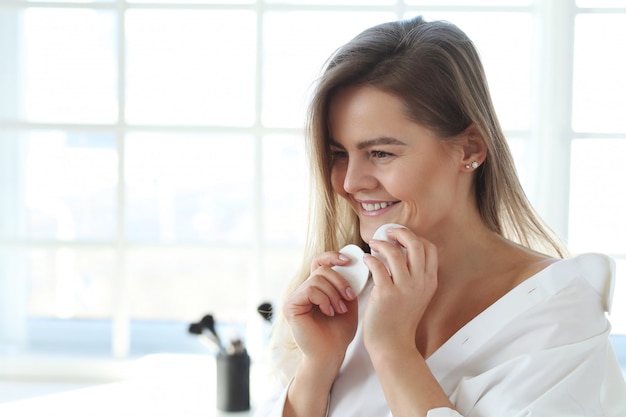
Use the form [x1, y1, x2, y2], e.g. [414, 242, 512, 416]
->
[328, 85, 465, 243]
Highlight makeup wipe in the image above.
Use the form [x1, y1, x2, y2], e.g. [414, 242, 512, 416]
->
[332, 244, 369, 296]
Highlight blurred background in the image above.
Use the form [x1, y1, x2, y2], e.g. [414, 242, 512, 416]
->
[0, 0, 624, 397]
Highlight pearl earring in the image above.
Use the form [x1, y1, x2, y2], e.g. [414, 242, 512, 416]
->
[465, 161, 479, 169]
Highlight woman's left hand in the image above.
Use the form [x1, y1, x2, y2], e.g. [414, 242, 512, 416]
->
[362, 227, 438, 355]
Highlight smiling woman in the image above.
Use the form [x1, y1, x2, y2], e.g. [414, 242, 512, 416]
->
[257, 14, 626, 417]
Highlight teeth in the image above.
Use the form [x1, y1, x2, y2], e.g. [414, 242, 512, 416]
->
[362, 202, 394, 211]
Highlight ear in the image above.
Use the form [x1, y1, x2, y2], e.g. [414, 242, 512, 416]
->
[458, 124, 487, 171]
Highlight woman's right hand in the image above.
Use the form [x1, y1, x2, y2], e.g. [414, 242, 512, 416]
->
[282, 251, 359, 367]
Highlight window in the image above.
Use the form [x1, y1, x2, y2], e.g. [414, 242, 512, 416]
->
[0, 0, 624, 364]
[569, 2, 626, 333]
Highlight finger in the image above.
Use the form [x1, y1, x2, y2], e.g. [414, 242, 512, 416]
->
[386, 226, 418, 259]
[305, 271, 351, 314]
[312, 265, 359, 301]
[369, 239, 407, 282]
[363, 253, 392, 288]
[285, 284, 335, 317]
[389, 229, 426, 281]
[310, 251, 351, 272]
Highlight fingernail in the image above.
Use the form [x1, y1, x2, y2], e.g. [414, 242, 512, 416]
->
[338, 254, 350, 262]
[338, 300, 348, 314]
[345, 287, 356, 300]
[328, 305, 335, 316]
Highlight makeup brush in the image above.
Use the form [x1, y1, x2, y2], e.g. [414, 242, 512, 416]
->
[200, 314, 224, 350]
[257, 302, 273, 322]
[188, 321, 222, 354]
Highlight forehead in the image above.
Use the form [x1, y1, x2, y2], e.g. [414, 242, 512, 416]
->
[326, 86, 436, 149]
[327, 85, 431, 147]
[329, 86, 409, 126]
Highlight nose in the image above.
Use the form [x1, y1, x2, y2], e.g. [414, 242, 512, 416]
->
[341, 156, 377, 194]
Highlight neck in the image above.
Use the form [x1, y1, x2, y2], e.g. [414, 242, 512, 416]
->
[426, 204, 511, 285]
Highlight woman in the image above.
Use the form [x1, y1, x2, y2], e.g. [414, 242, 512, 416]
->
[257, 16, 626, 417]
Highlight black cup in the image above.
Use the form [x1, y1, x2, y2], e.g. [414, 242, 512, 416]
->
[216, 351, 250, 411]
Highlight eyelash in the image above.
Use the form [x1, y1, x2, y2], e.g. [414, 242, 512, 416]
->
[330, 149, 394, 160]
[331, 149, 348, 160]
[370, 150, 393, 159]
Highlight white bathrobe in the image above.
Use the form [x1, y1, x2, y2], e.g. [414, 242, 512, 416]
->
[257, 253, 626, 417]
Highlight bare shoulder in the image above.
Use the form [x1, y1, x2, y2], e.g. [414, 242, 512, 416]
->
[416, 242, 560, 358]
[505, 244, 560, 287]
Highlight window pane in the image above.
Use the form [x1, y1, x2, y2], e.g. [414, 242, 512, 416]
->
[262, 248, 304, 302]
[125, 10, 256, 126]
[8, 8, 118, 124]
[27, 318, 113, 355]
[262, 11, 396, 128]
[0, 130, 118, 241]
[262, 134, 308, 245]
[568, 139, 626, 254]
[405, 12, 532, 131]
[26, 248, 115, 319]
[572, 14, 626, 133]
[0, 11, 20, 121]
[125, 132, 254, 244]
[127, 248, 252, 323]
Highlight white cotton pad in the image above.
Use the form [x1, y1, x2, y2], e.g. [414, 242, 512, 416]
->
[331, 244, 369, 296]
[371, 223, 408, 272]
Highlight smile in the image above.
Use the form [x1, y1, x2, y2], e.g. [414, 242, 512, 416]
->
[360, 201, 398, 212]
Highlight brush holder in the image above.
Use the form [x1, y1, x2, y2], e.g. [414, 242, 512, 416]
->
[216, 350, 250, 411]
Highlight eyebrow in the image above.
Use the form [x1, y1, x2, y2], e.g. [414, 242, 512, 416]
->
[329, 136, 407, 150]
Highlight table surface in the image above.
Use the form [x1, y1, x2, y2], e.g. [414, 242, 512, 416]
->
[0, 354, 270, 417]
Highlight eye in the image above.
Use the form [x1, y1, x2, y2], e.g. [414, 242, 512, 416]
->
[330, 148, 348, 160]
[370, 150, 393, 159]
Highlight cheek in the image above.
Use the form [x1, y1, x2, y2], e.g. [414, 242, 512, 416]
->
[380, 171, 412, 199]
[392, 196, 421, 232]
[381, 171, 422, 226]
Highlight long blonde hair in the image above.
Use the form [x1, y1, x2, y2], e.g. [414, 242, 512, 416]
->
[270, 16, 566, 382]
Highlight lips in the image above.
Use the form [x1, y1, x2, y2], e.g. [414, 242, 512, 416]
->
[360, 201, 398, 212]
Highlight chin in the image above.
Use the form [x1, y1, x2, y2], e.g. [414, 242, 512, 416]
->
[359, 223, 377, 243]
